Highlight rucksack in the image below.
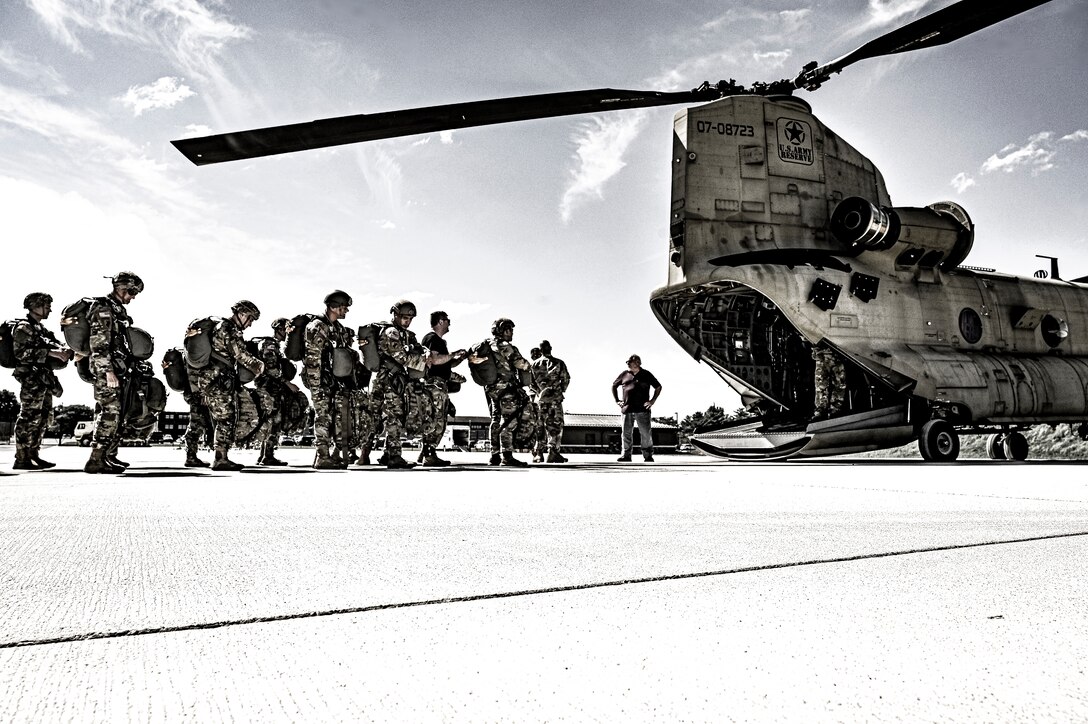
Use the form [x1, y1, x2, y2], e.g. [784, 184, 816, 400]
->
[0, 320, 18, 369]
[357, 322, 391, 372]
[285, 313, 320, 362]
[183, 317, 220, 369]
[161, 347, 191, 393]
[59, 297, 99, 355]
[468, 340, 498, 386]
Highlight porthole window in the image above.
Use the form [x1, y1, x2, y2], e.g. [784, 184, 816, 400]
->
[1041, 314, 1069, 348]
[958, 308, 983, 344]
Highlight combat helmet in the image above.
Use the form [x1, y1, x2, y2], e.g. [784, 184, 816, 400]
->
[491, 317, 515, 335]
[22, 292, 53, 310]
[271, 317, 291, 335]
[231, 299, 261, 319]
[324, 290, 353, 308]
[111, 271, 144, 293]
[390, 299, 417, 317]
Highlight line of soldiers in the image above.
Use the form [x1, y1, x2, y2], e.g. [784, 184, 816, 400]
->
[6, 274, 571, 472]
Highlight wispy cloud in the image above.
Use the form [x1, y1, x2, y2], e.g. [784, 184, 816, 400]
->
[981, 132, 1057, 175]
[560, 110, 648, 223]
[0, 82, 204, 213]
[25, 0, 250, 84]
[119, 76, 195, 116]
[953, 129, 1088, 192]
[0, 44, 70, 95]
[950, 171, 976, 193]
[843, 0, 929, 37]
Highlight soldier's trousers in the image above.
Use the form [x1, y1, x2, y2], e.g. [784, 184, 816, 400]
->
[202, 386, 239, 452]
[487, 391, 523, 453]
[91, 377, 123, 449]
[535, 400, 564, 452]
[351, 390, 376, 451]
[15, 381, 52, 450]
[182, 391, 210, 452]
[813, 357, 846, 415]
[422, 381, 449, 447]
[312, 385, 350, 452]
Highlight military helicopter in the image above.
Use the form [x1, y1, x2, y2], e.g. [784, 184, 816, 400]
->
[172, 0, 1075, 462]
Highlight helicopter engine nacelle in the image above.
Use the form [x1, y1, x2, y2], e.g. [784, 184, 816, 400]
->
[830, 196, 974, 270]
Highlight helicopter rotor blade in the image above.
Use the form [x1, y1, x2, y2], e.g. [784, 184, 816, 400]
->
[794, 0, 1053, 90]
[171, 87, 720, 166]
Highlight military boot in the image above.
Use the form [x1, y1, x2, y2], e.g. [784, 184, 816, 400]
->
[313, 446, 339, 470]
[546, 450, 568, 464]
[532, 449, 544, 464]
[212, 448, 245, 472]
[333, 447, 350, 469]
[84, 447, 119, 474]
[355, 445, 371, 467]
[29, 447, 57, 469]
[420, 445, 451, 468]
[13, 445, 35, 470]
[501, 451, 528, 468]
[385, 454, 416, 470]
[258, 441, 287, 467]
[105, 453, 129, 469]
[488, 452, 502, 466]
[185, 445, 211, 468]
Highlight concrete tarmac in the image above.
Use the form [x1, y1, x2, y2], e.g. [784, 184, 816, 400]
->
[1, 445, 1086, 722]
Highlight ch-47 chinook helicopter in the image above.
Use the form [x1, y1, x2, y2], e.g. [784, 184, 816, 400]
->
[173, 0, 1077, 463]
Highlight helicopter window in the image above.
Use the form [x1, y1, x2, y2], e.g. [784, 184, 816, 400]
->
[895, 248, 924, 267]
[958, 308, 983, 344]
[918, 250, 945, 269]
[1041, 314, 1069, 348]
[849, 273, 879, 303]
[808, 278, 841, 311]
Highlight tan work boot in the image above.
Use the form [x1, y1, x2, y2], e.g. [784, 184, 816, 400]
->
[185, 445, 211, 468]
[420, 445, 451, 467]
[84, 447, 120, 474]
[13, 445, 35, 470]
[313, 446, 339, 470]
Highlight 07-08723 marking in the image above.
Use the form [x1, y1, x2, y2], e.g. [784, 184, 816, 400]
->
[696, 121, 754, 137]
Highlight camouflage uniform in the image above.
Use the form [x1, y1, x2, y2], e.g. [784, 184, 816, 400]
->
[374, 324, 428, 461]
[349, 362, 376, 463]
[87, 295, 135, 452]
[485, 336, 531, 455]
[188, 317, 266, 460]
[253, 335, 293, 464]
[531, 353, 570, 457]
[182, 389, 211, 465]
[12, 315, 64, 466]
[303, 315, 355, 460]
[812, 346, 846, 418]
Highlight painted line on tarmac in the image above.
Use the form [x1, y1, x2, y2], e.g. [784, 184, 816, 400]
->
[3, 529, 1086, 650]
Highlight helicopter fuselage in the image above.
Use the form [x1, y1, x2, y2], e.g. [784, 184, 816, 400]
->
[652, 94, 1088, 460]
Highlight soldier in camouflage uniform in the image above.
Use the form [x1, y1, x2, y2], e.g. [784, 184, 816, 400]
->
[11, 293, 73, 470]
[181, 388, 212, 468]
[374, 300, 452, 469]
[349, 324, 377, 466]
[812, 345, 846, 419]
[472, 317, 531, 467]
[303, 290, 357, 469]
[253, 317, 300, 466]
[187, 301, 266, 471]
[419, 311, 467, 467]
[530, 340, 570, 464]
[84, 272, 144, 474]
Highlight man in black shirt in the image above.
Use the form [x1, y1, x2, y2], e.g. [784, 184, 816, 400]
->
[420, 310, 466, 466]
[610, 354, 662, 462]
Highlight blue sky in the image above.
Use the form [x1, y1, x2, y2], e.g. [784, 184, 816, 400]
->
[1, 0, 1085, 418]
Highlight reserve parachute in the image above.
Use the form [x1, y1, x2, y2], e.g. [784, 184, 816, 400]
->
[0, 320, 18, 368]
[284, 313, 320, 361]
[59, 297, 99, 355]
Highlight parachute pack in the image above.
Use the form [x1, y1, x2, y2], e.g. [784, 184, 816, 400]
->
[357, 322, 390, 372]
[161, 347, 191, 394]
[468, 340, 498, 386]
[0, 320, 18, 369]
[183, 317, 220, 369]
[59, 297, 99, 355]
[284, 313, 320, 362]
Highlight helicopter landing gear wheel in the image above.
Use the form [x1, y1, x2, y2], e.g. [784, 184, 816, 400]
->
[1002, 431, 1029, 461]
[986, 434, 1007, 460]
[918, 420, 960, 462]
